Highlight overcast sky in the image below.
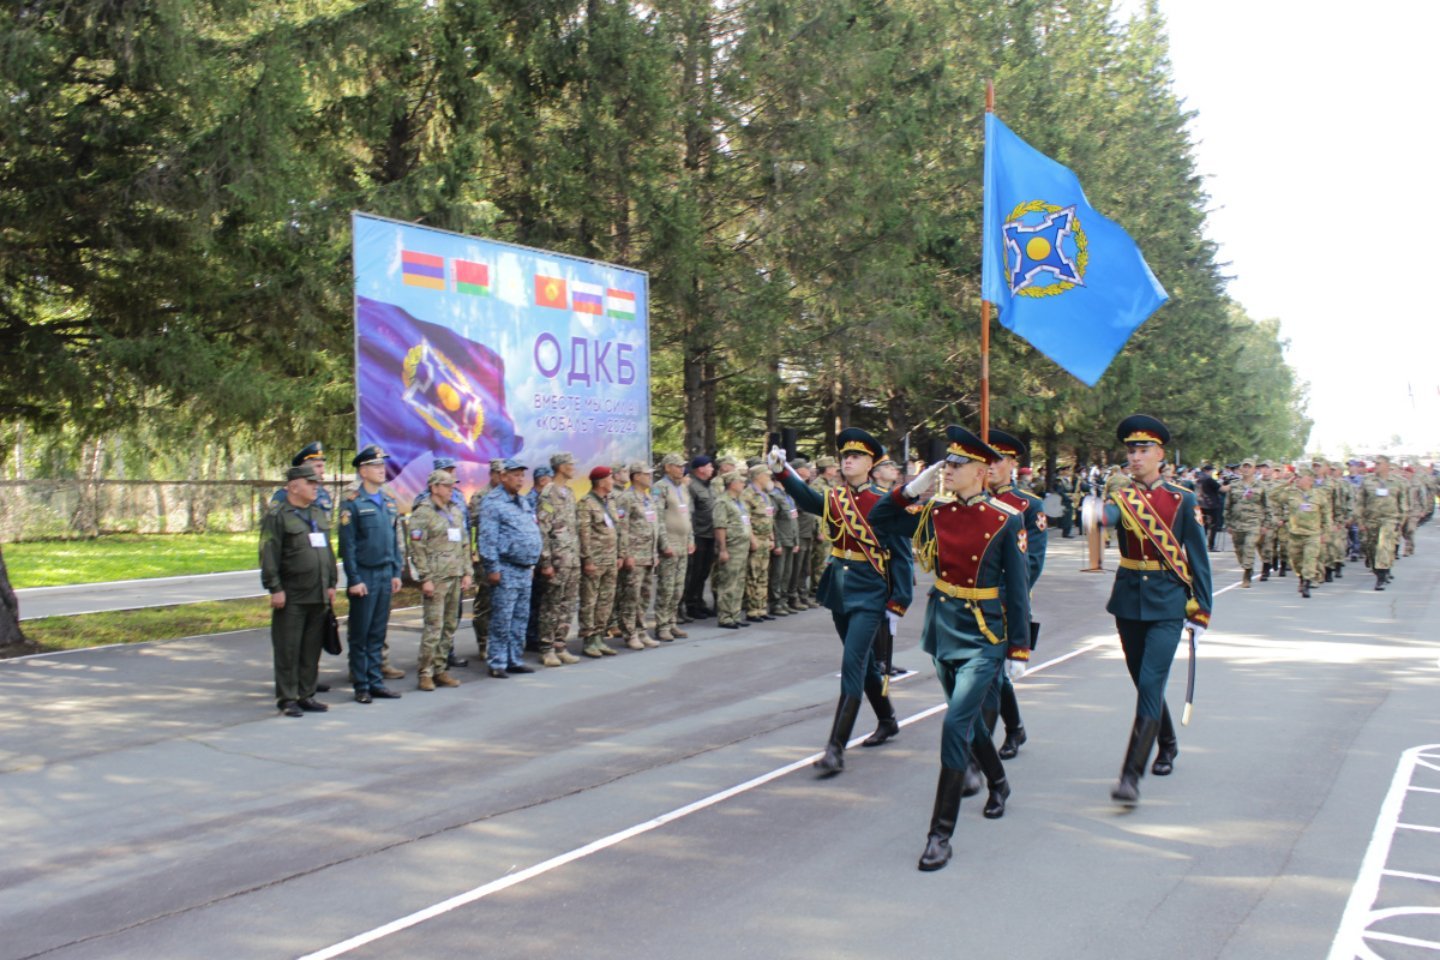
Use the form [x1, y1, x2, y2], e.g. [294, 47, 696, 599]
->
[1122, 1, 1439, 457]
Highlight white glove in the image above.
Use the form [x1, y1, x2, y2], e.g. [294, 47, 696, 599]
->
[885, 611, 900, 636]
[1184, 621, 1206, 645]
[1005, 658, 1027, 681]
[767, 445, 788, 473]
[903, 460, 944, 499]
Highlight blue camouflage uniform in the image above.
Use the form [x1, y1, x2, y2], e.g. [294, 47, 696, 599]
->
[479, 472, 544, 671]
[338, 475, 404, 694]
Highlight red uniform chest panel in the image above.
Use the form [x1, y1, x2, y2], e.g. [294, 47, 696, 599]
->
[1120, 485, 1183, 560]
[831, 486, 884, 553]
[931, 500, 1009, 587]
[996, 489, 1030, 516]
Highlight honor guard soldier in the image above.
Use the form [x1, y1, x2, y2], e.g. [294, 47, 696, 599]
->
[1359, 456, 1402, 590]
[1099, 416, 1212, 806]
[408, 469, 472, 689]
[653, 453, 694, 641]
[868, 427, 1031, 871]
[536, 452, 584, 666]
[338, 445, 405, 703]
[768, 427, 914, 776]
[272, 442, 334, 514]
[984, 428, 1046, 762]
[414, 456, 471, 668]
[1225, 458, 1265, 587]
[260, 463, 338, 717]
[479, 459, 543, 676]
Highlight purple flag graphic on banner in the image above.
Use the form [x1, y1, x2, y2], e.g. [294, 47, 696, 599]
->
[356, 296, 522, 472]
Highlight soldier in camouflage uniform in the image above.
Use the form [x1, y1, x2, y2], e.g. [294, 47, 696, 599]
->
[1359, 456, 1403, 589]
[1255, 461, 1278, 580]
[1263, 465, 1291, 577]
[768, 470, 799, 616]
[1402, 464, 1425, 556]
[1282, 468, 1330, 598]
[467, 459, 505, 660]
[807, 456, 838, 604]
[1223, 458, 1266, 587]
[536, 452, 583, 667]
[711, 470, 755, 629]
[654, 453, 694, 641]
[578, 466, 625, 657]
[606, 464, 632, 640]
[408, 470, 472, 690]
[616, 461, 666, 649]
[1315, 461, 1345, 582]
[787, 459, 816, 612]
[741, 464, 777, 621]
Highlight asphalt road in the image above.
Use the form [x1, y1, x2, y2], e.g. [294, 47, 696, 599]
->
[15, 569, 267, 620]
[2, 531, 1438, 960]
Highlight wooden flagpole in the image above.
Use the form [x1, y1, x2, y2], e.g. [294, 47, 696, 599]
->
[980, 79, 994, 443]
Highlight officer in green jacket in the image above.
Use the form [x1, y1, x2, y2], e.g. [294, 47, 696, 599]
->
[260, 463, 338, 717]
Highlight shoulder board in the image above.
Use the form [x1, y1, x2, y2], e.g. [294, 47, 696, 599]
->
[1161, 481, 1190, 496]
[990, 498, 1020, 516]
[1019, 489, 1043, 504]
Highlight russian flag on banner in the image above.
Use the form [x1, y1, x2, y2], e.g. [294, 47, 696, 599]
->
[606, 288, 636, 320]
[572, 281, 604, 315]
[401, 250, 445, 290]
[455, 260, 490, 296]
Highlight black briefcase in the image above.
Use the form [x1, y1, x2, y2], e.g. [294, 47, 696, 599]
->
[322, 606, 343, 656]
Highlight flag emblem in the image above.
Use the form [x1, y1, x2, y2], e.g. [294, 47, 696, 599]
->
[606, 288, 636, 320]
[535, 274, 568, 309]
[572, 281, 604, 315]
[455, 260, 491, 296]
[1002, 202, 1088, 297]
[401, 251, 445, 290]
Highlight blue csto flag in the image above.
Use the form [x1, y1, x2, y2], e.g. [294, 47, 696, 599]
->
[981, 114, 1168, 386]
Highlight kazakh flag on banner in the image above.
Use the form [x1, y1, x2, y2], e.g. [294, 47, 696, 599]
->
[982, 114, 1168, 386]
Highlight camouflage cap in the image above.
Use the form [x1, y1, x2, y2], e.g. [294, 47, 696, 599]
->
[716, 455, 738, 470]
[718, 470, 744, 487]
[1240, 456, 1256, 467]
[789, 457, 811, 469]
[747, 463, 769, 480]
[612, 463, 631, 477]
[660, 452, 686, 468]
[1258, 459, 1273, 468]
[628, 461, 653, 475]
[550, 451, 576, 469]
[814, 455, 837, 469]
[427, 469, 456, 486]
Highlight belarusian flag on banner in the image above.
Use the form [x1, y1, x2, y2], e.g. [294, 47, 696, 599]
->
[455, 260, 490, 296]
[606, 288, 636, 321]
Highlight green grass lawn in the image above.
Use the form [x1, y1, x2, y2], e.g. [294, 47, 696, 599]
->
[4, 532, 260, 588]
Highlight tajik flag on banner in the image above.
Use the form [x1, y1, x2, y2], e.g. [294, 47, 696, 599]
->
[606, 288, 636, 321]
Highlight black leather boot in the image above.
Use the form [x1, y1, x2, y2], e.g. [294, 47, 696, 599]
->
[973, 733, 1010, 819]
[1259, 562, 1270, 582]
[1300, 579, 1311, 598]
[1279, 560, 1288, 577]
[1152, 706, 1178, 776]
[1324, 566, 1334, 583]
[814, 695, 862, 776]
[861, 677, 899, 747]
[1334, 562, 1343, 579]
[1111, 717, 1161, 806]
[918, 767, 965, 872]
[998, 682, 1025, 759]
[999, 725, 1027, 760]
[1375, 570, 1387, 591]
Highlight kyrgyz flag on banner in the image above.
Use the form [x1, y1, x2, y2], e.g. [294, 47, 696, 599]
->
[981, 114, 1168, 387]
[355, 296, 522, 470]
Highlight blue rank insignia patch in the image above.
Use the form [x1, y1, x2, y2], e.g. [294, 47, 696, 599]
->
[1002, 201, 1088, 298]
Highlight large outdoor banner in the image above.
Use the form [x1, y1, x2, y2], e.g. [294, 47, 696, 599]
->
[352, 213, 651, 505]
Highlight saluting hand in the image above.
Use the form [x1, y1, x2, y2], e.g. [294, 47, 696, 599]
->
[767, 445, 787, 473]
[904, 461, 944, 499]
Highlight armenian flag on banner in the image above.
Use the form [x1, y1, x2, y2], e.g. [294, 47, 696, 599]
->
[355, 296, 522, 470]
[455, 259, 491, 296]
[535, 274, 568, 309]
[401, 250, 445, 290]
[606, 288, 636, 321]
[981, 114, 1168, 387]
[572, 281, 604, 315]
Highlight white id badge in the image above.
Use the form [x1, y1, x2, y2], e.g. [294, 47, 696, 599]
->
[1376, 487, 1389, 496]
[447, 528, 462, 542]
[644, 510, 656, 523]
[308, 532, 327, 548]
[603, 513, 614, 528]
[1300, 503, 1314, 513]
[742, 515, 752, 528]
[789, 508, 799, 519]
[678, 502, 688, 513]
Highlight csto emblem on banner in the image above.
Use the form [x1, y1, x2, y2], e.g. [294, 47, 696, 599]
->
[352, 213, 651, 506]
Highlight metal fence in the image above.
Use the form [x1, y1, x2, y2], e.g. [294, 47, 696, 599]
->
[0, 479, 332, 541]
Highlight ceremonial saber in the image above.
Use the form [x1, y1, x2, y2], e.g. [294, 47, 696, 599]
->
[1181, 626, 1197, 726]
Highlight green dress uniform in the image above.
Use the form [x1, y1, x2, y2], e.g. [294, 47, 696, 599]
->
[259, 492, 337, 711]
[868, 425, 1030, 872]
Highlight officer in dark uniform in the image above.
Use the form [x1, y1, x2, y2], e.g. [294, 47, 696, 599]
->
[259, 463, 338, 717]
[338, 444, 405, 703]
[983, 428, 1047, 763]
[768, 428, 914, 776]
[271, 442, 334, 514]
[1101, 415, 1213, 806]
[869, 426, 1031, 871]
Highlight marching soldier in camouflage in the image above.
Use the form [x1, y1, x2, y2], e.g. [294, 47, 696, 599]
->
[1223, 458, 1266, 587]
[1315, 461, 1346, 583]
[1402, 464, 1426, 556]
[711, 470, 755, 629]
[536, 451, 583, 666]
[408, 470, 472, 690]
[1282, 468, 1330, 598]
[578, 466, 625, 657]
[1359, 456, 1403, 590]
[654, 453, 693, 641]
[616, 461, 667, 649]
[1263, 465, 1292, 578]
[787, 459, 816, 611]
[741, 464, 778, 622]
[1255, 461, 1279, 580]
[768, 471, 800, 616]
